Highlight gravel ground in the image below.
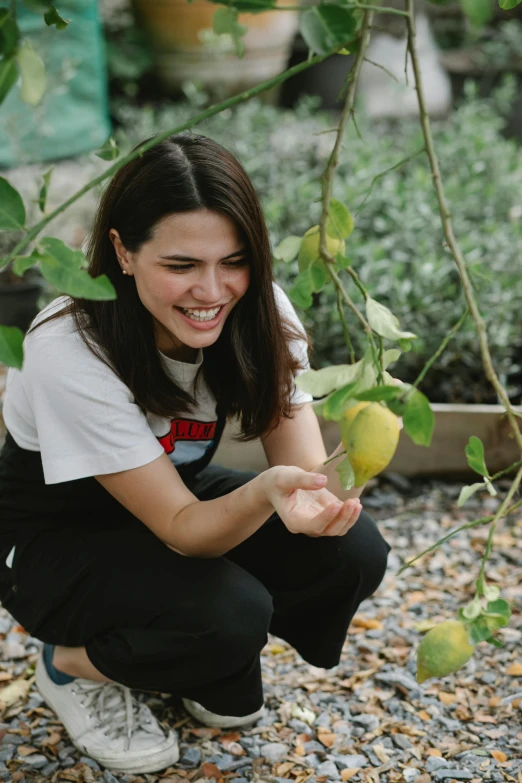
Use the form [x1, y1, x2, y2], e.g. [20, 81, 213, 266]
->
[0, 471, 521, 783]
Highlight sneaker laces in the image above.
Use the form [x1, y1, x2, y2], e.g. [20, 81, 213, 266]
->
[72, 680, 163, 751]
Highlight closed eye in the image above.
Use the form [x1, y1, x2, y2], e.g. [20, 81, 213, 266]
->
[166, 259, 248, 272]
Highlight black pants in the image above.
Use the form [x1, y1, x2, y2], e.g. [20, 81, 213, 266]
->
[1, 463, 391, 716]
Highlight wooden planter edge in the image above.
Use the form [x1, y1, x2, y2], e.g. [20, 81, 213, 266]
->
[213, 403, 522, 477]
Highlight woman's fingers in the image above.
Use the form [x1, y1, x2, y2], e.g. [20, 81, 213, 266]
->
[321, 499, 361, 536]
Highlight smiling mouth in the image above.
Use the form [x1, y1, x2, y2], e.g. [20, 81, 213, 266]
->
[176, 305, 225, 322]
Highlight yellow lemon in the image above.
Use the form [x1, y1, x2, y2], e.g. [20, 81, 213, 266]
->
[339, 401, 371, 449]
[417, 620, 475, 684]
[343, 402, 400, 486]
[298, 225, 345, 273]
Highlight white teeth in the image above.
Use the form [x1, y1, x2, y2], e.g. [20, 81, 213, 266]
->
[181, 306, 221, 322]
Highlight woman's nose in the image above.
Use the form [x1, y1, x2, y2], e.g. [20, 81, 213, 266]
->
[192, 270, 222, 302]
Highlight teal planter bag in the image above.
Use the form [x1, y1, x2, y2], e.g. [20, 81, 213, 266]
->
[0, 0, 111, 168]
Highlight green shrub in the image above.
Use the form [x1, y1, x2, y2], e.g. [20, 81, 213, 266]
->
[113, 78, 522, 405]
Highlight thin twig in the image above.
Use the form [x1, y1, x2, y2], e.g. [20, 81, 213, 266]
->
[1, 51, 333, 267]
[364, 57, 399, 82]
[355, 146, 425, 216]
[405, 0, 522, 459]
[396, 499, 522, 575]
[336, 285, 356, 363]
[411, 307, 469, 390]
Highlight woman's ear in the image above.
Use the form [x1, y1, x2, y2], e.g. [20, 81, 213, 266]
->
[109, 229, 133, 276]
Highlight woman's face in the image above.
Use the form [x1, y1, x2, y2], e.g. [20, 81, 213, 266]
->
[110, 209, 250, 361]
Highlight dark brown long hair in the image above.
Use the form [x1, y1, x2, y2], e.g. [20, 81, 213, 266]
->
[29, 133, 311, 440]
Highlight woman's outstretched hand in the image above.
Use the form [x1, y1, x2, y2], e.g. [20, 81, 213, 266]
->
[261, 466, 362, 537]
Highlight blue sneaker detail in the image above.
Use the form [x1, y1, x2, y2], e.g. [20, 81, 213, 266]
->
[43, 643, 76, 685]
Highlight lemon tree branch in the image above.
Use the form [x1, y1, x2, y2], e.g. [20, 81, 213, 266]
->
[1, 51, 331, 268]
[405, 0, 522, 457]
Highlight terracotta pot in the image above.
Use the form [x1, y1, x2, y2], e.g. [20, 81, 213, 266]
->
[132, 0, 300, 98]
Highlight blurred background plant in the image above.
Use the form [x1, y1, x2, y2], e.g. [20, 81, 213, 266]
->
[111, 77, 522, 407]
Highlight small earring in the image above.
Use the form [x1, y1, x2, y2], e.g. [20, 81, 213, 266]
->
[122, 269, 128, 275]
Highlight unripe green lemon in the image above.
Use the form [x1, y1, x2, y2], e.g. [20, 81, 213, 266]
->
[417, 620, 475, 684]
[343, 402, 400, 486]
[339, 401, 371, 449]
[298, 225, 345, 273]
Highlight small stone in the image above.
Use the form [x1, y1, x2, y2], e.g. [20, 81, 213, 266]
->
[432, 770, 473, 782]
[304, 740, 326, 754]
[288, 718, 312, 734]
[60, 756, 76, 767]
[333, 753, 368, 769]
[353, 714, 380, 732]
[260, 742, 288, 763]
[315, 760, 340, 779]
[41, 762, 60, 777]
[103, 771, 120, 783]
[315, 711, 331, 727]
[392, 734, 413, 750]
[426, 756, 449, 772]
[0, 749, 14, 763]
[21, 753, 49, 769]
[79, 756, 101, 771]
[403, 769, 421, 783]
[4, 733, 25, 745]
[177, 746, 201, 769]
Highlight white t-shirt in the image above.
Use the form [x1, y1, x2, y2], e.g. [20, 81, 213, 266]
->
[3, 283, 312, 485]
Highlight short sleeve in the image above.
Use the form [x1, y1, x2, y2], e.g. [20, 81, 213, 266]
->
[22, 329, 164, 484]
[273, 282, 313, 405]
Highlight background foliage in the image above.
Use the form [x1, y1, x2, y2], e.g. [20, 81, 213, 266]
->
[113, 80, 522, 405]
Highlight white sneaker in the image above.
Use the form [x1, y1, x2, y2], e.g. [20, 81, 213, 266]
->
[182, 698, 265, 728]
[36, 653, 179, 773]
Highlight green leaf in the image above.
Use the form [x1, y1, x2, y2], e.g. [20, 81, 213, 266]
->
[468, 616, 495, 644]
[457, 482, 485, 507]
[465, 435, 490, 477]
[37, 237, 117, 300]
[309, 259, 329, 293]
[482, 584, 500, 602]
[327, 199, 354, 240]
[366, 297, 417, 341]
[214, 0, 275, 10]
[295, 361, 363, 397]
[37, 166, 54, 213]
[16, 39, 46, 105]
[288, 271, 314, 310]
[213, 7, 237, 34]
[382, 348, 401, 369]
[322, 381, 360, 421]
[212, 7, 247, 56]
[462, 595, 482, 620]
[398, 338, 412, 352]
[335, 252, 352, 269]
[43, 5, 69, 29]
[335, 456, 355, 490]
[486, 636, 504, 648]
[274, 236, 302, 263]
[0, 9, 20, 57]
[95, 137, 120, 161]
[0, 325, 23, 369]
[0, 56, 18, 105]
[355, 384, 401, 402]
[402, 388, 434, 446]
[460, 0, 494, 25]
[485, 598, 511, 622]
[300, 5, 357, 56]
[0, 177, 26, 230]
[13, 253, 39, 277]
[499, 0, 522, 8]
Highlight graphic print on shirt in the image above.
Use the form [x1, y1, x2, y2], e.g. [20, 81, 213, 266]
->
[157, 417, 217, 464]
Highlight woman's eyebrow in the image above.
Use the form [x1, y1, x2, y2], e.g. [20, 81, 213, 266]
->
[160, 248, 247, 262]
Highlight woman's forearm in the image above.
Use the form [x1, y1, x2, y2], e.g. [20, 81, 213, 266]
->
[311, 442, 367, 500]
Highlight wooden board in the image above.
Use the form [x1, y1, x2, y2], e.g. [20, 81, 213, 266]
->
[212, 404, 522, 477]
